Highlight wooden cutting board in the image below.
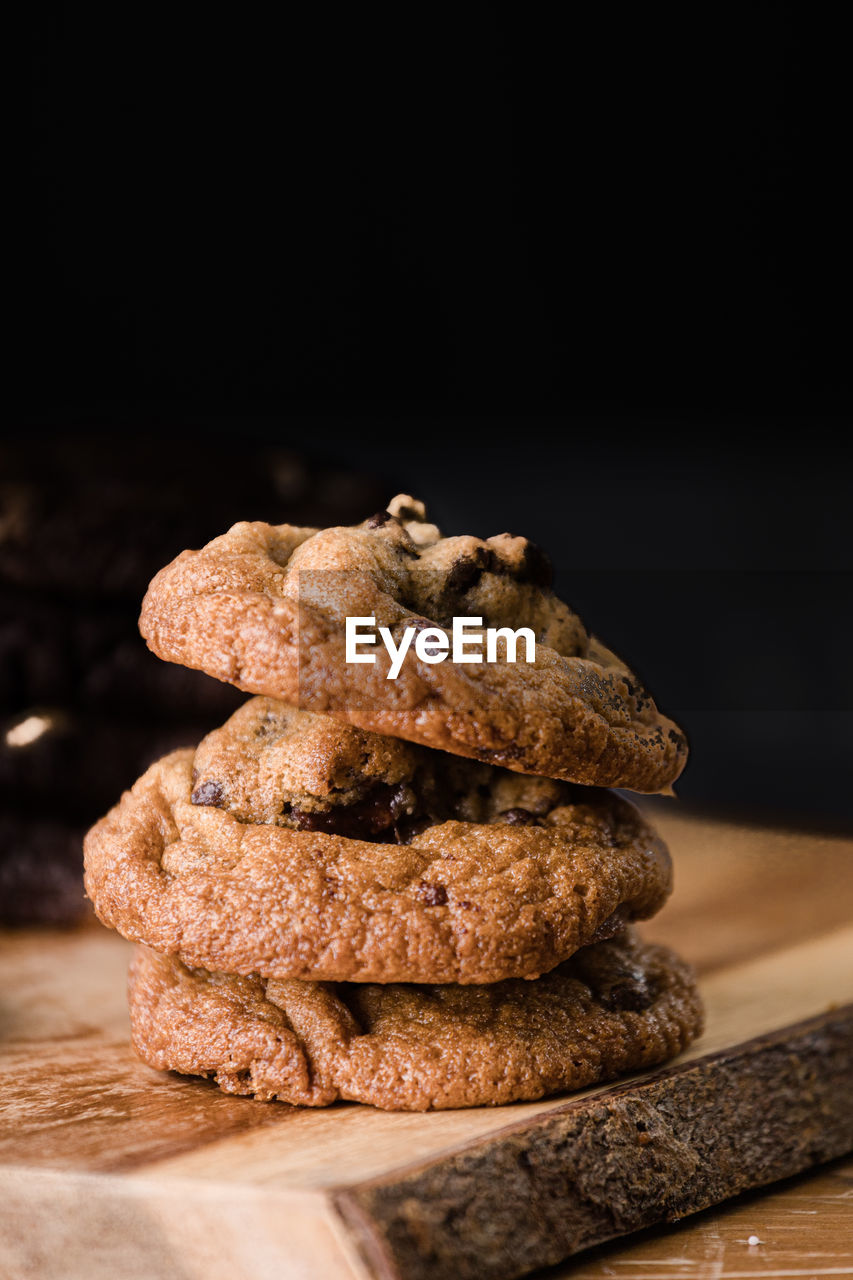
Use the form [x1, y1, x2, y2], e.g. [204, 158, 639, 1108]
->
[2, 806, 852, 1280]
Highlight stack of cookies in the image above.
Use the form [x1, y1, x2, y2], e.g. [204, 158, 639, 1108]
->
[84, 496, 703, 1111]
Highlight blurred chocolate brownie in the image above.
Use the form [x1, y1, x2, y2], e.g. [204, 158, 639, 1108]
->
[0, 814, 88, 926]
[0, 708, 210, 820]
[0, 431, 386, 924]
[0, 436, 385, 598]
[0, 589, 243, 719]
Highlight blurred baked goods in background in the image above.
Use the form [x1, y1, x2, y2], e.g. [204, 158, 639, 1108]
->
[0, 433, 387, 924]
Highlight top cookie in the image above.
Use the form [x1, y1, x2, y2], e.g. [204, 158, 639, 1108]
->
[140, 495, 687, 791]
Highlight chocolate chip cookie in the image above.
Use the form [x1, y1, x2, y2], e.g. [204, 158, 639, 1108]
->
[84, 701, 673, 984]
[128, 930, 703, 1110]
[139, 496, 687, 792]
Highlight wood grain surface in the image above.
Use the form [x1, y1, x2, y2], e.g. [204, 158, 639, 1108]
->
[1, 806, 852, 1280]
[553, 1156, 853, 1279]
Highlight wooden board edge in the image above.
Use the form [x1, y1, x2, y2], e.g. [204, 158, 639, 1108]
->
[0, 1170, 371, 1280]
[329, 1004, 853, 1280]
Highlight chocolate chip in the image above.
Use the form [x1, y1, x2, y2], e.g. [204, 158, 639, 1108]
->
[291, 807, 331, 833]
[366, 510, 393, 528]
[291, 782, 410, 841]
[498, 807, 541, 825]
[445, 556, 483, 594]
[417, 883, 448, 907]
[445, 546, 498, 595]
[191, 780, 224, 807]
[516, 540, 553, 588]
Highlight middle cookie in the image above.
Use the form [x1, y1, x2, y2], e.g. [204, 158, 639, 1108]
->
[84, 699, 673, 984]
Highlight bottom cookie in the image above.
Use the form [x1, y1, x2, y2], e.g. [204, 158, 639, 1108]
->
[128, 931, 703, 1111]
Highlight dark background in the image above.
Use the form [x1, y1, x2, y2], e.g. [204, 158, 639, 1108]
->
[15, 6, 852, 826]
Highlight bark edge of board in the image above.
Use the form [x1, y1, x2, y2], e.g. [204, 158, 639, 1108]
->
[332, 1005, 853, 1280]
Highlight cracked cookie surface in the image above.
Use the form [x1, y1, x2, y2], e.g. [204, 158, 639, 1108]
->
[84, 701, 673, 984]
[128, 930, 703, 1110]
[139, 496, 687, 792]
